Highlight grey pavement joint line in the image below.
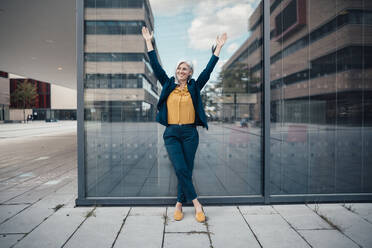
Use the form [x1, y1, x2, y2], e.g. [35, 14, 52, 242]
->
[237, 205, 263, 248]
[341, 202, 372, 225]
[0, 155, 75, 186]
[0, 181, 75, 226]
[0, 147, 75, 179]
[111, 207, 132, 248]
[7, 200, 73, 248]
[0, 157, 73, 187]
[202, 208, 214, 248]
[0, 157, 76, 193]
[273, 205, 314, 248]
[2, 170, 75, 204]
[60, 206, 97, 248]
[305, 203, 363, 248]
[160, 207, 168, 248]
[0, 203, 32, 226]
[1, 166, 76, 205]
[161, 206, 213, 247]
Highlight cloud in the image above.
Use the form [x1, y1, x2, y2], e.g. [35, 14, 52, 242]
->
[192, 59, 198, 69]
[148, 0, 198, 16]
[188, 1, 255, 50]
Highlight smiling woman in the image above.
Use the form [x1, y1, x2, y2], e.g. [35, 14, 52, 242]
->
[174, 60, 194, 85]
[142, 25, 227, 222]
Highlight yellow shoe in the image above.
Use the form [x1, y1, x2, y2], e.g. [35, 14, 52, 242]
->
[195, 206, 205, 222]
[174, 209, 183, 221]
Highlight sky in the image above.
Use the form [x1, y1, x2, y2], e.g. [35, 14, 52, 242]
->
[148, 0, 260, 84]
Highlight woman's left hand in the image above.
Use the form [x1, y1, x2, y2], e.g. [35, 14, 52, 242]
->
[216, 33, 227, 48]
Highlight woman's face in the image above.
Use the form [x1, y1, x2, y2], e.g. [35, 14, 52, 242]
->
[176, 62, 192, 82]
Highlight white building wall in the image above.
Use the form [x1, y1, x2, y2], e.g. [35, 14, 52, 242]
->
[51, 84, 76, 109]
[0, 77, 10, 105]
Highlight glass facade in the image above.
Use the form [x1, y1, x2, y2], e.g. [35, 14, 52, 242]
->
[76, 0, 372, 205]
[270, 0, 372, 195]
[32, 109, 77, 121]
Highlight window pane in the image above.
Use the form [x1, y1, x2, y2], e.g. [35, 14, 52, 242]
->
[83, 0, 263, 198]
[270, 0, 372, 194]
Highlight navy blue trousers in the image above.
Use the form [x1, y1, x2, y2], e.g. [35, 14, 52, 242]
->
[163, 124, 199, 204]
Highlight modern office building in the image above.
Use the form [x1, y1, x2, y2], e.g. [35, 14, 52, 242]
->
[0, 71, 77, 121]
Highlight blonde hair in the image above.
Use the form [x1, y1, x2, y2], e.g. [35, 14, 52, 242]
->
[174, 60, 194, 84]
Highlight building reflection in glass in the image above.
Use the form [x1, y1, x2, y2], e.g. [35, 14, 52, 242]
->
[82, 0, 264, 198]
[231, 0, 372, 195]
[80, 0, 372, 201]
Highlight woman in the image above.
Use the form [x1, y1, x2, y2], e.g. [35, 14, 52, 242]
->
[142, 26, 227, 222]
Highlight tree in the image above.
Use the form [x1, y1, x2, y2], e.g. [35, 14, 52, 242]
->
[11, 79, 37, 122]
[218, 62, 260, 94]
[216, 62, 261, 121]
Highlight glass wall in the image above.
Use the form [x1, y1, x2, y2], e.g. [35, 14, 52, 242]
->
[82, 0, 263, 199]
[213, 2, 263, 197]
[270, 0, 372, 194]
[77, 0, 372, 205]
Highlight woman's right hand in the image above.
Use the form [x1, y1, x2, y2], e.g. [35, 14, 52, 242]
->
[142, 26, 154, 41]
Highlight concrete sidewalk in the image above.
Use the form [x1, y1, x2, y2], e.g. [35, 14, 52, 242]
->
[1, 196, 372, 248]
[0, 123, 372, 247]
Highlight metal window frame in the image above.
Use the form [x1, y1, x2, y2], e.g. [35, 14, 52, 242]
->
[76, 0, 85, 202]
[75, 0, 372, 206]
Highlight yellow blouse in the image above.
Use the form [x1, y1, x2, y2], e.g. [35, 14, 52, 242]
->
[167, 84, 195, 124]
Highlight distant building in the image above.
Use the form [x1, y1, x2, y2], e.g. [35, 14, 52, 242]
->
[0, 71, 76, 121]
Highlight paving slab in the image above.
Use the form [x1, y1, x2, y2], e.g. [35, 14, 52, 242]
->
[129, 206, 166, 216]
[307, 203, 372, 248]
[273, 204, 332, 230]
[54, 179, 77, 195]
[298, 229, 359, 248]
[63, 194, 78, 208]
[0, 156, 76, 192]
[6, 171, 75, 205]
[0, 188, 32, 204]
[12, 206, 92, 248]
[239, 204, 278, 215]
[64, 207, 129, 248]
[0, 234, 24, 248]
[113, 207, 165, 248]
[206, 206, 260, 248]
[0, 204, 30, 224]
[163, 233, 210, 248]
[243, 210, 311, 248]
[0, 165, 75, 204]
[0, 149, 74, 183]
[344, 203, 372, 223]
[165, 206, 207, 233]
[0, 188, 76, 234]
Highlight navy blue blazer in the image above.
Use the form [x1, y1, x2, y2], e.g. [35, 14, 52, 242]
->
[147, 50, 219, 130]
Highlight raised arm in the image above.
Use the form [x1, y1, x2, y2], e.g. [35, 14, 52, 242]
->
[142, 26, 169, 86]
[196, 33, 227, 91]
